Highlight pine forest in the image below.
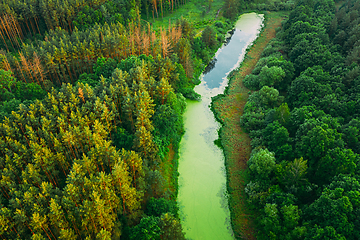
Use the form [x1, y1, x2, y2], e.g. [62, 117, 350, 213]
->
[0, 0, 360, 239]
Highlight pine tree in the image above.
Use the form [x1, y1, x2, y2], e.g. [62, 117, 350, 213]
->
[156, 77, 172, 104]
[120, 149, 144, 190]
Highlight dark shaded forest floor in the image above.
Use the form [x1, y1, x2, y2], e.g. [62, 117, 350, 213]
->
[212, 11, 286, 240]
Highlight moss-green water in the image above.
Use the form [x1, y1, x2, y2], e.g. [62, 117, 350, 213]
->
[177, 13, 263, 240]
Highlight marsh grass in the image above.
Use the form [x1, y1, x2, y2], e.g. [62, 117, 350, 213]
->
[211, 11, 287, 240]
[145, 0, 227, 31]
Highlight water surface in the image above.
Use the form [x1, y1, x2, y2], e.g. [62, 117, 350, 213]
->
[177, 13, 263, 240]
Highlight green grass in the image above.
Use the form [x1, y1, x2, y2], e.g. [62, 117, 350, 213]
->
[151, 0, 230, 203]
[147, 3, 288, 238]
[144, 0, 227, 31]
[212, 11, 287, 240]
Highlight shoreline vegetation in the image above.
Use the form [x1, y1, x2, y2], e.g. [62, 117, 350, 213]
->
[0, 0, 261, 239]
[212, 11, 286, 239]
[235, 1, 360, 239]
[157, 0, 246, 218]
[5, 0, 358, 238]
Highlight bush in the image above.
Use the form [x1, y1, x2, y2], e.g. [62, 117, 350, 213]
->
[243, 74, 261, 90]
[77, 73, 99, 87]
[94, 57, 117, 78]
[14, 82, 46, 101]
[180, 88, 201, 101]
[241, 111, 266, 132]
[201, 26, 218, 49]
[214, 21, 224, 29]
[146, 197, 178, 217]
[248, 148, 276, 180]
[259, 65, 286, 87]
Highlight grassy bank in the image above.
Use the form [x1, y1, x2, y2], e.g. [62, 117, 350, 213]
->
[152, 1, 236, 203]
[212, 11, 286, 239]
[145, 0, 227, 30]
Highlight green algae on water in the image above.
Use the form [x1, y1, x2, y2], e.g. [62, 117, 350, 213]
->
[177, 13, 263, 240]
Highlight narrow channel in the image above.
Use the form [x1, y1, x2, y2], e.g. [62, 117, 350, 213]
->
[177, 13, 264, 240]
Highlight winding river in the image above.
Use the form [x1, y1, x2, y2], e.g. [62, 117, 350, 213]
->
[177, 13, 264, 240]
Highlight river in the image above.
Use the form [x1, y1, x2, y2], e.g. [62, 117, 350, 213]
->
[177, 13, 264, 240]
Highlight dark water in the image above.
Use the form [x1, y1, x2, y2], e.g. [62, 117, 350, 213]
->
[204, 29, 252, 89]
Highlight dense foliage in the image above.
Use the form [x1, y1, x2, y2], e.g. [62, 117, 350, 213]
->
[0, 19, 200, 96]
[241, 0, 360, 239]
[0, 0, 190, 39]
[0, 0, 242, 238]
[0, 53, 191, 238]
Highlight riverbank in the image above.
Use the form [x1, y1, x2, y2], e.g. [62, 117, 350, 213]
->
[178, 12, 264, 240]
[211, 11, 286, 239]
[156, 2, 248, 208]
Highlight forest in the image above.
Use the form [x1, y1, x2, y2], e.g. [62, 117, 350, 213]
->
[1, 0, 359, 239]
[0, 0, 239, 239]
[240, 0, 360, 239]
